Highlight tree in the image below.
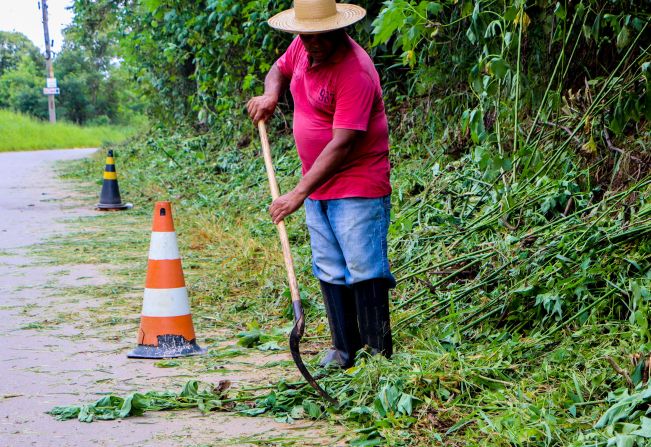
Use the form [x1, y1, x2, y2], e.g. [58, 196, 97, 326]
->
[0, 54, 47, 119]
[0, 31, 41, 77]
[54, 33, 139, 125]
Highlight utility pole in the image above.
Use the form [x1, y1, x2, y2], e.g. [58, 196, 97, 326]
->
[40, 0, 57, 123]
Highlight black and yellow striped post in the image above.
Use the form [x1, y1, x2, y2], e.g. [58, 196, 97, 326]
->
[96, 150, 131, 211]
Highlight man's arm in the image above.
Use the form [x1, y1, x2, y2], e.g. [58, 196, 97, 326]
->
[269, 128, 360, 224]
[247, 63, 289, 123]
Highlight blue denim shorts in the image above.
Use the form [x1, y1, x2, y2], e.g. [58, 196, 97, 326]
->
[304, 195, 396, 287]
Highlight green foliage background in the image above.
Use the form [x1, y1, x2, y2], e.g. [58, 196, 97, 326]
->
[71, 0, 649, 134]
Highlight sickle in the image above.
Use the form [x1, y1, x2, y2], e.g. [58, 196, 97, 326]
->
[257, 120, 338, 405]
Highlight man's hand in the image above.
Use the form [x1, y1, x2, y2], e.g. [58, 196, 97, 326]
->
[247, 94, 278, 124]
[247, 63, 287, 124]
[267, 128, 359, 224]
[270, 189, 307, 224]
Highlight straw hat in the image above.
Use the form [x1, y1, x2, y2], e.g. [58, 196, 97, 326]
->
[268, 0, 366, 34]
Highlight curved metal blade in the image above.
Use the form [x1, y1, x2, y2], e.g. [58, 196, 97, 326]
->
[289, 310, 338, 406]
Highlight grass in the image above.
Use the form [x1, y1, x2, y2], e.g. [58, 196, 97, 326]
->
[40, 119, 648, 447]
[0, 109, 140, 151]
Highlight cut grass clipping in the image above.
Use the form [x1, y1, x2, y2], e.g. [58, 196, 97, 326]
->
[48, 125, 650, 447]
[44, 36, 650, 444]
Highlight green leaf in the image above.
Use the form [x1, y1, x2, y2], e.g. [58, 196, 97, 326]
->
[142, 0, 162, 12]
[303, 400, 322, 419]
[632, 360, 646, 386]
[504, 6, 518, 21]
[371, 1, 407, 46]
[48, 405, 81, 421]
[488, 58, 509, 79]
[568, 405, 577, 417]
[484, 20, 502, 38]
[376, 384, 400, 414]
[461, 109, 471, 134]
[631, 417, 651, 437]
[257, 341, 283, 351]
[237, 329, 261, 347]
[348, 405, 373, 419]
[614, 434, 635, 447]
[397, 393, 414, 415]
[349, 438, 383, 447]
[616, 27, 631, 50]
[208, 347, 245, 358]
[180, 380, 200, 398]
[154, 360, 180, 368]
[373, 395, 386, 418]
[466, 27, 477, 44]
[238, 407, 267, 416]
[596, 386, 651, 428]
[289, 405, 305, 419]
[514, 285, 535, 295]
[427, 2, 443, 15]
[469, 109, 485, 144]
[274, 414, 294, 423]
[118, 393, 149, 418]
[78, 406, 94, 423]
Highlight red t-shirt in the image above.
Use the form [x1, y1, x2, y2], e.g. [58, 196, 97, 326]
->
[276, 35, 391, 200]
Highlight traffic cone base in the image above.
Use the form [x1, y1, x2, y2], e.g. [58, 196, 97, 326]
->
[96, 150, 132, 211]
[128, 201, 204, 359]
[127, 334, 205, 359]
[97, 203, 132, 211]
[128, 312, 205, 359]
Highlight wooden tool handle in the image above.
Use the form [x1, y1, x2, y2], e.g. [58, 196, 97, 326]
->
[257, 121, 302, 308]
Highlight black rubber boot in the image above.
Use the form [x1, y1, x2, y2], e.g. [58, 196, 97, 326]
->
[353, 279, 393, 358]
[319, 281, 363, 368]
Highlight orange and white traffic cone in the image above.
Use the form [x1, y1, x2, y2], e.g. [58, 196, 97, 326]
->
[128, 201, 205, 358]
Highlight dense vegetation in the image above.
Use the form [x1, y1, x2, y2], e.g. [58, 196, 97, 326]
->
[61, 0, 650, 445]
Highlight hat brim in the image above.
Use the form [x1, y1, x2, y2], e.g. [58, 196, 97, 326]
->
[268, 4, 366, 34]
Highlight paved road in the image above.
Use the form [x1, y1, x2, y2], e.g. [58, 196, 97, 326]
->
[0, 148, 97, 250]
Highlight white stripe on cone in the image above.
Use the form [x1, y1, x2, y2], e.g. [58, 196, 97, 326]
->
[148, 232, 181, 260]
[142, 287, 191, 317]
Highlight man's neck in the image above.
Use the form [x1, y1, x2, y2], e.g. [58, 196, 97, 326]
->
[309, 33, 348, 67]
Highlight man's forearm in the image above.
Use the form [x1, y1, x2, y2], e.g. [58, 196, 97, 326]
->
[268, 129, 359, 223]
[264, 63, 289, 101]
[294, 135, 355, 199]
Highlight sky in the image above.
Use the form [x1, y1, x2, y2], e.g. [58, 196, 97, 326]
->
[0, 0, 74, 54]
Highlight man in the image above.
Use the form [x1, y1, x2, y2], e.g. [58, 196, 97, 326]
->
[247, 0, 395, 368]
